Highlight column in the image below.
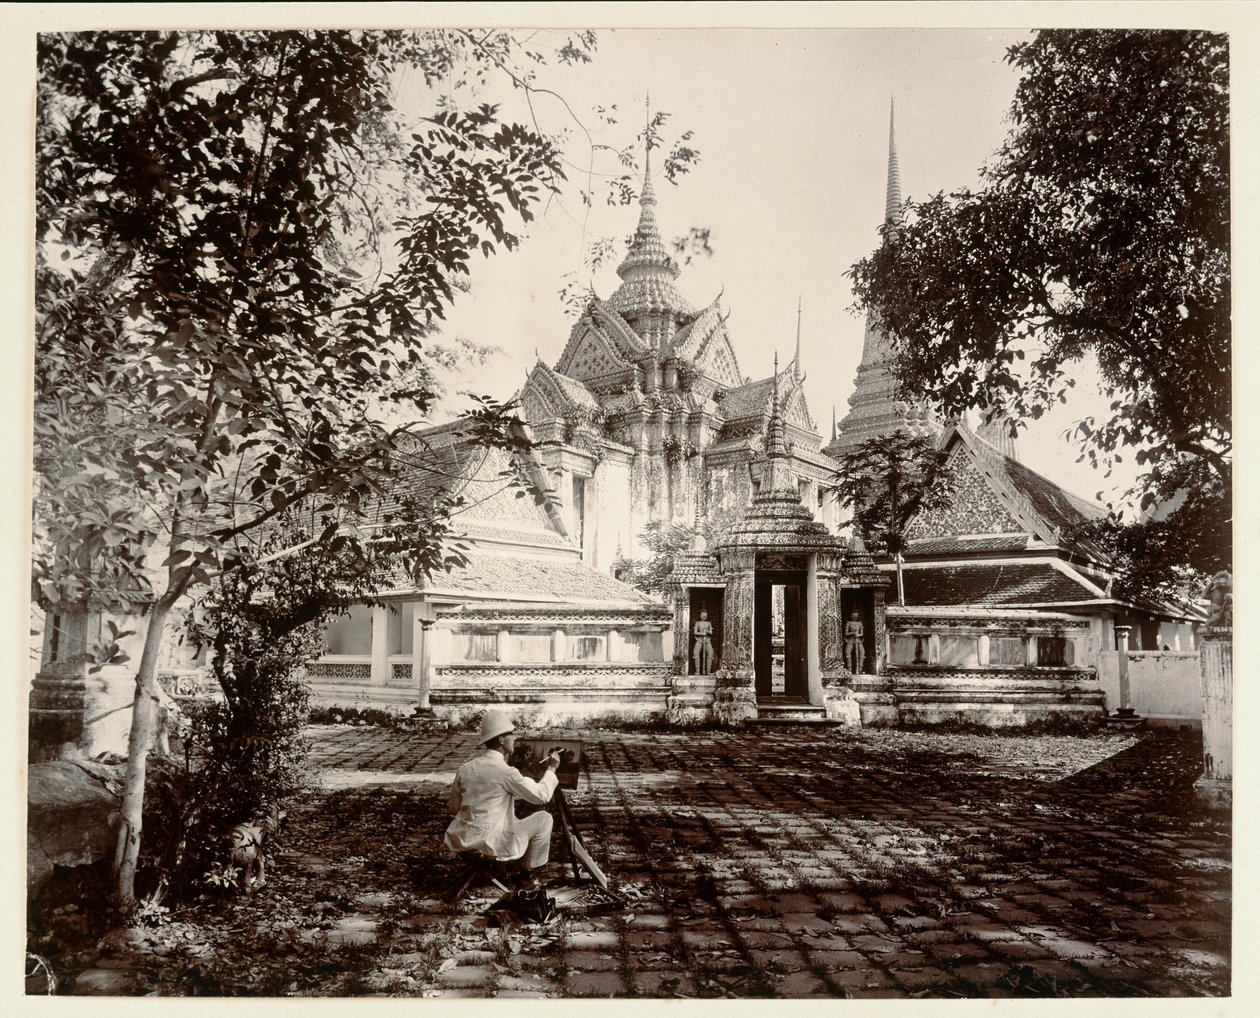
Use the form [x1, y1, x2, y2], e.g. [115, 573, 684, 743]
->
[977, 633, 991, 666]
[816, 553, 843, 679]
[607, 630, 622, 663]
[1193, 571, 1231, 803]
[712, 551, 757, 726]
[551, 628, 566, 663]
[805, 554, 822, 704]
[497, 628, 511, 663]
[370, 605, 389, 685]
[1112, 625, 1134, 715]
[672, 593, 691, 674]
[412, 602, 436, 713]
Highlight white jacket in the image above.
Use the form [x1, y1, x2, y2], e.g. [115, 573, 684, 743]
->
[443, 749, 558, 860]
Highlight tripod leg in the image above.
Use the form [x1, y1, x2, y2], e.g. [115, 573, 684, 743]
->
[556, 790, 581, 883]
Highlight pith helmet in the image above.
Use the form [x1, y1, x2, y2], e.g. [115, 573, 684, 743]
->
[479, 710, 516, 745]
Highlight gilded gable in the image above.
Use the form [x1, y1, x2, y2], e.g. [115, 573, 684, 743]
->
[700, 339, 742, 388]
[556, 322, 630, 382]
[905, 452, 1023, 540]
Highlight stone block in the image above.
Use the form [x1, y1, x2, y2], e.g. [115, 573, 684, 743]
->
[27, 761, 121, 897]
[566, 970, 629, 996]
[71, 968, 136, 995]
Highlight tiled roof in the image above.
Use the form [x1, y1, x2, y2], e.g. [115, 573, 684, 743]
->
[669, 551, 723, 586]
[900, 562, 1104, 608]
[540, 363, 600, 411]
[964, 429, 1109, 560]
[423, 552, 656, 605]
[905, 534, 1032, 557]
[378, 426, 568, 552]
[717, 376, 775, 422]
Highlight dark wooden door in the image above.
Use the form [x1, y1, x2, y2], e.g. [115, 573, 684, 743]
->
[755, 571, 807, 699]
[754, 581, 773, 696]
[782, 583, 806, 697]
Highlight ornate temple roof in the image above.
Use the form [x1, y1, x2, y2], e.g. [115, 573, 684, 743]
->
[946, 425, 1110, 563]
[607, 148, 695, 321]
[719, 362, 844, 555]
[528, 359, 601, 413]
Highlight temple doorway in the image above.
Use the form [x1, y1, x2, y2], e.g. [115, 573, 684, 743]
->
[755, 568, 808, 699]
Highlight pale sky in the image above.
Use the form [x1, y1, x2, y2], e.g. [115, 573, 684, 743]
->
[403, 26, 1144, 505]
[5, 4, 1250, 516]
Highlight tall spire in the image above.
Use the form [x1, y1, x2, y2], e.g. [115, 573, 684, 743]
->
[767, 352, 787, 458]
[641, 92, 656, 207]
[793, 297, 803, 384]
[608, 93, 693, 326]
[763, 351, 794, 491]
[828, 96, 938, 459]
[884, 96, 902, 226]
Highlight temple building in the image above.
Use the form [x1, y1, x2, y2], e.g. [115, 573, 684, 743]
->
[30, 103, 1207, 760]
[517, 147, 842, 574]
[820, 101, 1202, 726]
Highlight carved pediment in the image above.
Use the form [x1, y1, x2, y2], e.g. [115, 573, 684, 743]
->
[781, 385, 817, 433]
[698, 336, 741, 388]
[556, 321, 631, 382]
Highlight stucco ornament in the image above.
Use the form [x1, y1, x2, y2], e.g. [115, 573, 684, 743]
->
[1203, 570, 1232, 628]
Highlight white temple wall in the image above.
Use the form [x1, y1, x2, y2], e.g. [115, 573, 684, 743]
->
[591, 452, 632, 573]
[1097, 650, 1203, 726]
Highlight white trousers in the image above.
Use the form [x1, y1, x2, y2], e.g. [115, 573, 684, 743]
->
[518, 810, 554, 869]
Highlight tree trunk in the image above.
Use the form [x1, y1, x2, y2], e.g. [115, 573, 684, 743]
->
[112, 593, 178, 908]
[896, 552, 905, 606]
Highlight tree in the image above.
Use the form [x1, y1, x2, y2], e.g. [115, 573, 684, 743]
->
[832, 430, 957, 605]
[33, 28, 589, 907]
[613, 520, 701, 601]
[143, 510, 453, 902]
[847, 30, 1230, 593]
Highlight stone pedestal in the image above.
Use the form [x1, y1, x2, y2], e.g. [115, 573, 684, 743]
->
[1195, 623, 1232, 804]
[822, 686, 862, 728]
[29, 605, 136, 761]
[711, 669, 757, 726]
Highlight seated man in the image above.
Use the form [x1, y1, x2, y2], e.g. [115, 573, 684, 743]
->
[444, 710, 561, 893]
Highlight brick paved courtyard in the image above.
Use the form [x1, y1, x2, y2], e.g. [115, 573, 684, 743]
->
[288, 722, 1230, 998]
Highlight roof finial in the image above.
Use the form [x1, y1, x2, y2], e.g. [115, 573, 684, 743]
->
[641, 93, 656, 207]
[690, 487, 707, 552]
[884, 96, 902, 228]
[831, 404, 838, 442]
[766, 350, 789, 465]
[793, 297, 803, 384]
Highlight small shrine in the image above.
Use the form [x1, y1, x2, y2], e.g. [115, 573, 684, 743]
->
[668, 361, 890, 725]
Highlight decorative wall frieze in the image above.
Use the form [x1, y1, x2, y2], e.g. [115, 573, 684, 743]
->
[437, 664, 670, 679]
[890, 616, 1089, 633]
[436, 609, 671, 626]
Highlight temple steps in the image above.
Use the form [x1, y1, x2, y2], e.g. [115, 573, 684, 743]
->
[749, 698, 844, 727]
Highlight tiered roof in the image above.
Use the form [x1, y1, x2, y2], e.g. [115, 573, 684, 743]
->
[606, 148, 695, 322]
[719, 362, 849, 556]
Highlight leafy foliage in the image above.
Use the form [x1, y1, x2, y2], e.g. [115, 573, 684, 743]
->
[33, 28, 583, 906]
[613, 520, 706, 600]
[847, 30, 1230, 589]
[833, 430, 957, 559]
[141, 509, 460, 902]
